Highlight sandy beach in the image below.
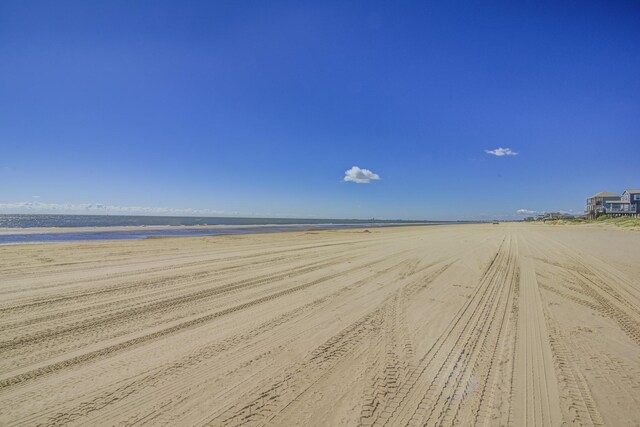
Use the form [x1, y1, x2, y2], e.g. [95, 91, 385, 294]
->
[1, 223, 639, 426]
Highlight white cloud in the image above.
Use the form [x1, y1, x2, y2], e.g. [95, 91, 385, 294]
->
[343, 166, 380, 184]
[516, 209, 536, 215]
[485, 147, 518, 156]
[0, 201, 228, 216]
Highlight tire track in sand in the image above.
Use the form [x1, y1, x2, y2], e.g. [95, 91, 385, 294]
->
[36, 257, 421, 427]
[0, 253, 355, 353]
[0, 253, 394, 390]
[204, 262, 455, 427]
[355, 236, 518, 427]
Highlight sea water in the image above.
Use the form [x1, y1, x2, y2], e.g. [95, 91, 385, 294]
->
[0, 214, 454, 244]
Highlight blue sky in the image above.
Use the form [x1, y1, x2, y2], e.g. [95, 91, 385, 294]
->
[1, 1, 639, 220]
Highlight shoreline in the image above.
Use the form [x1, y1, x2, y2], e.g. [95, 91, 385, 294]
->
[0, 222, 454, 245]
[0, 221, 460, 235]
[0, 223, 320, 235]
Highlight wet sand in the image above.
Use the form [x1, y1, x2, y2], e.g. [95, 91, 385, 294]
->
[1, 223, 639, 425]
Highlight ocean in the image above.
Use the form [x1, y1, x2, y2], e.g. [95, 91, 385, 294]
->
[0, 214, 454, 244]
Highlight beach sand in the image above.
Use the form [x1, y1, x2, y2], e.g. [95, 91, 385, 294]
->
[1, 223, 639, 425]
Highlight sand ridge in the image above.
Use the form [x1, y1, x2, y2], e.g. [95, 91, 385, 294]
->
[0, 224, 639, 425]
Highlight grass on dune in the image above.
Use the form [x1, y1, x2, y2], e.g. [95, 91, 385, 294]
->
[543, 215, 640, 228]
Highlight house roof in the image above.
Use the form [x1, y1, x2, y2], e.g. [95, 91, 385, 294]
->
[589, 191, 620, 198]
[623, 189, 640, 194]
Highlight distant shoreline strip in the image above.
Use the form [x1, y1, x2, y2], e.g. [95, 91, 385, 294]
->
[0, 222, 469, 245]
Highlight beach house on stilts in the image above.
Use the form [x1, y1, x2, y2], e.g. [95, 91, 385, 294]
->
[585, 189, 640, 218]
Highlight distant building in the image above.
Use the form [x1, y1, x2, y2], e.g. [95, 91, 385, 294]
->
[533, 212, 576, 221]
[603, 189, 640, 216]
[585, 189, 640, 218]
[585, 191, 620, 219]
